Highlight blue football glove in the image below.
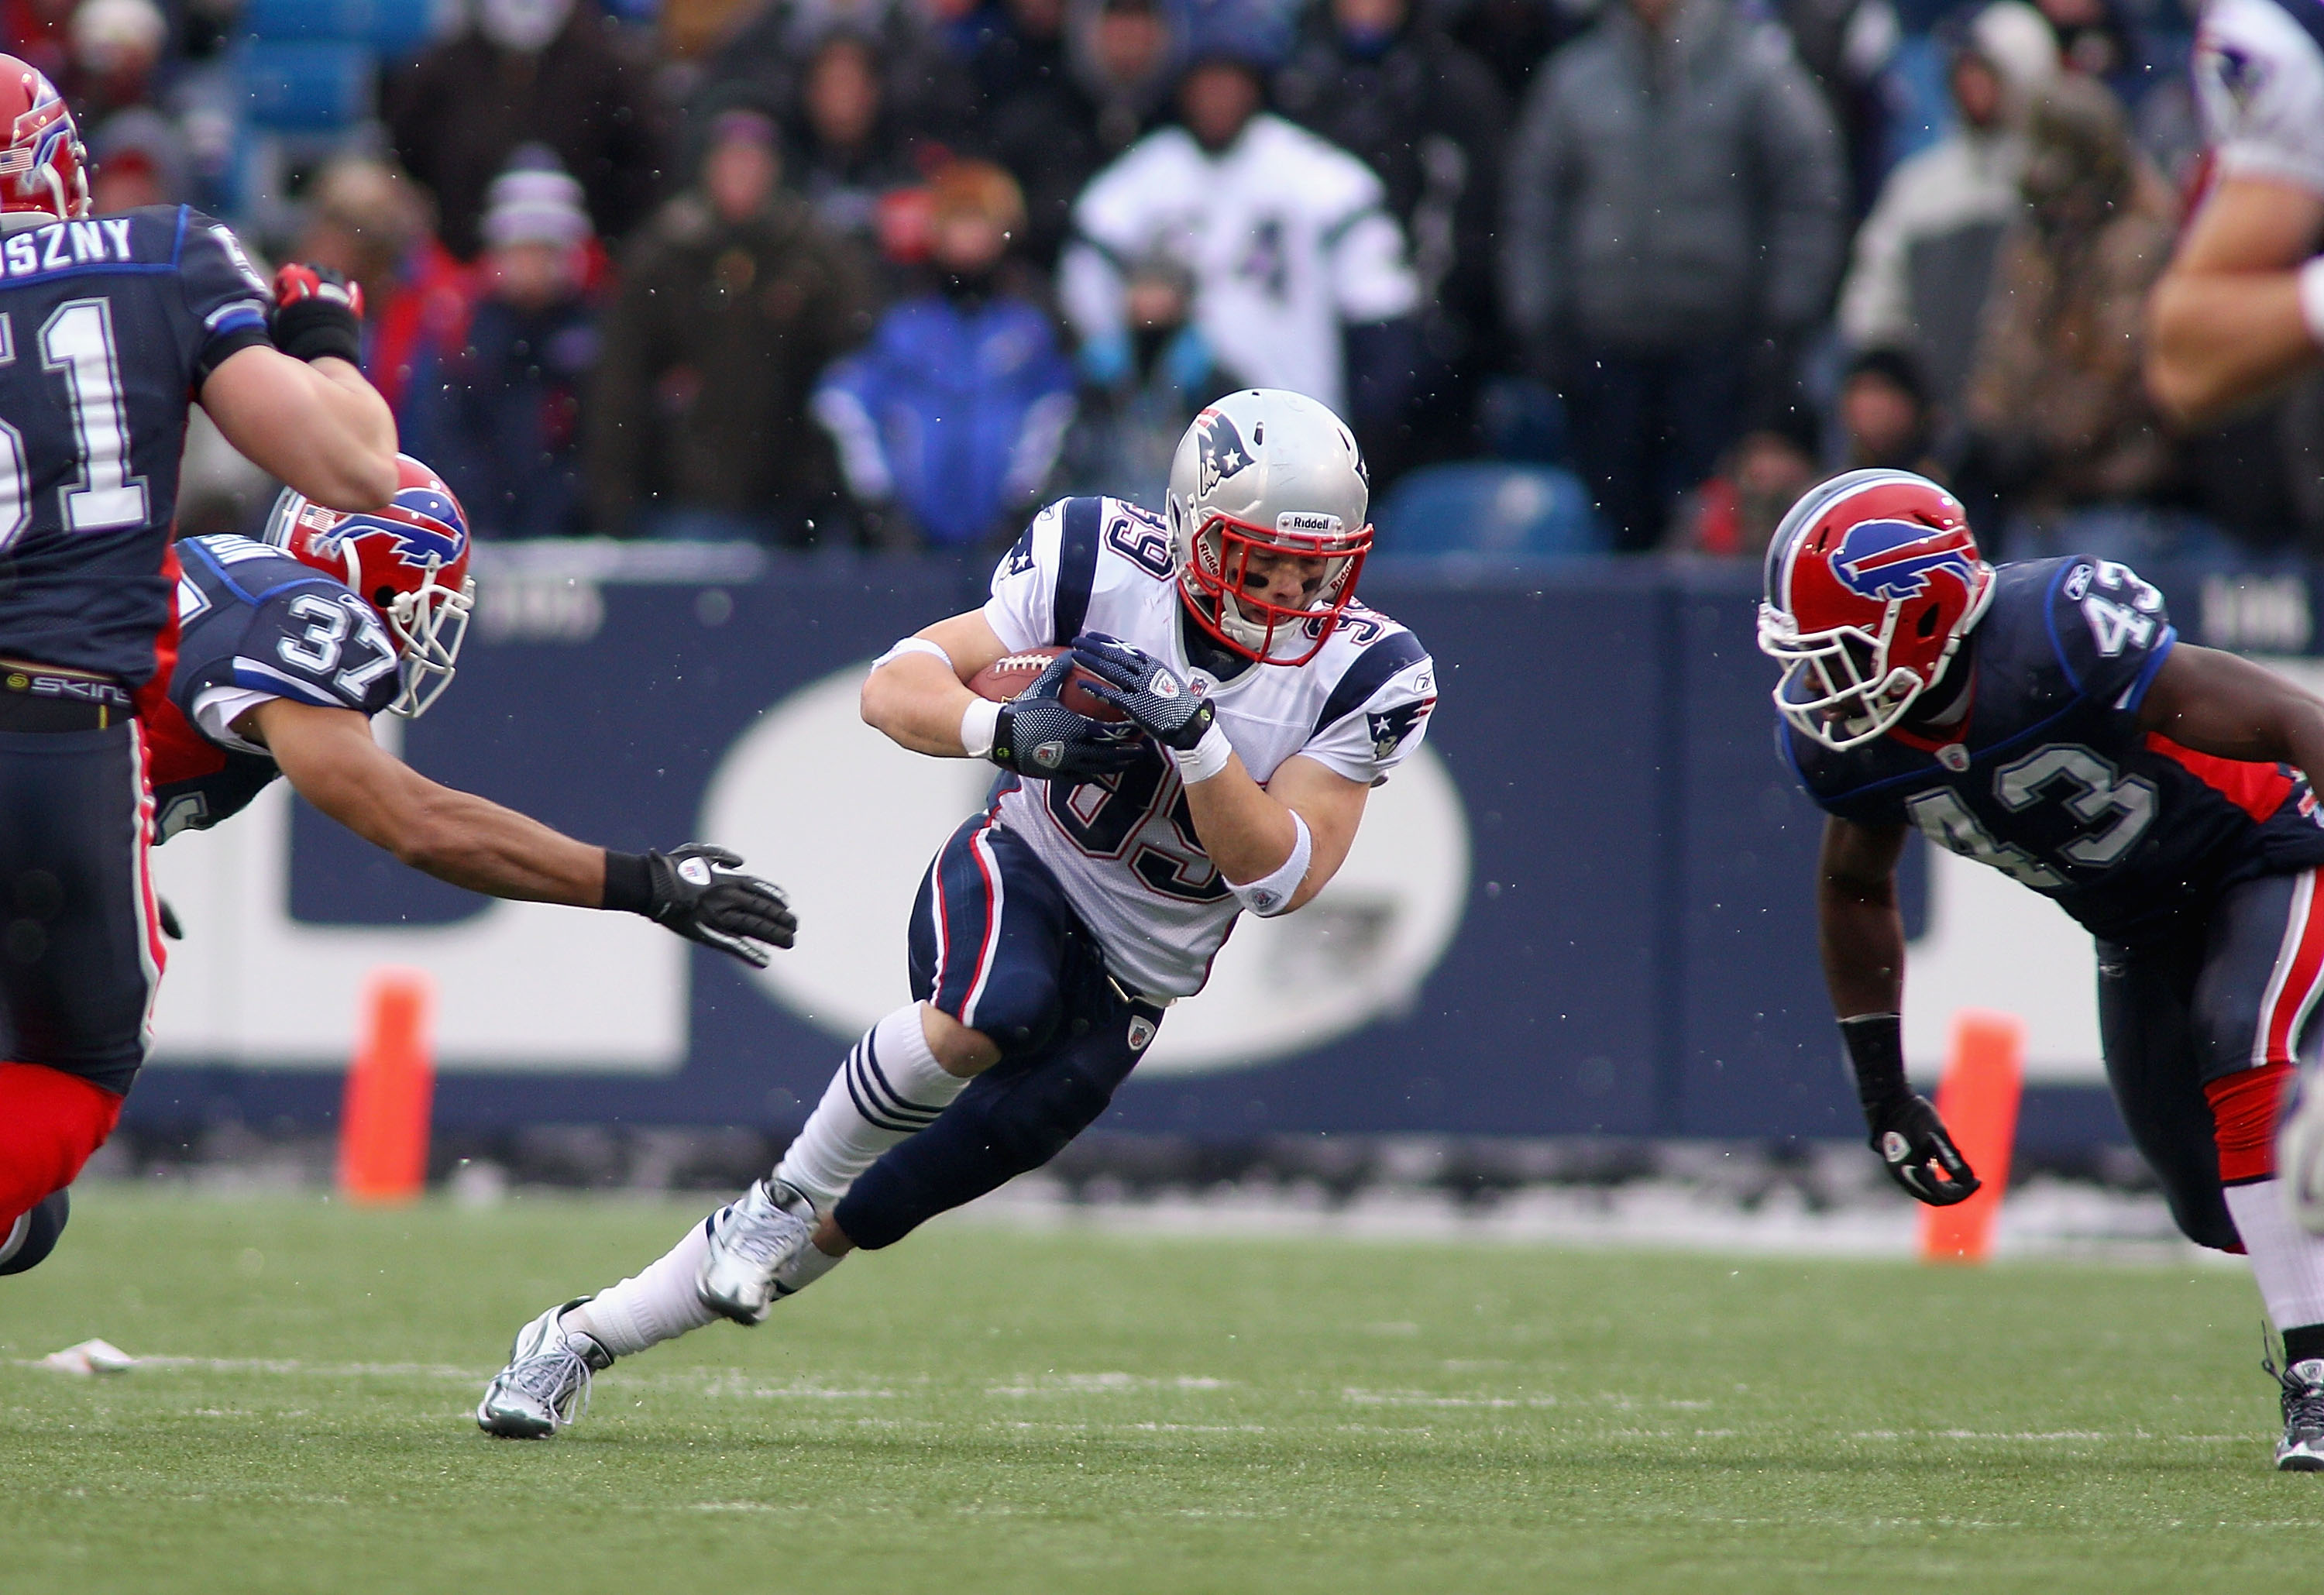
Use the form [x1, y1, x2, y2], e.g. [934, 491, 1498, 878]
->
[992, 651, 1144, 779]
[1070, 632, 1217, 751]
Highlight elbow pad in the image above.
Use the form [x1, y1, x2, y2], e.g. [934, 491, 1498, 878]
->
[1228, 810, 1311, 918]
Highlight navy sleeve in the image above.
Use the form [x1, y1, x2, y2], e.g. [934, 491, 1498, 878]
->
[174, 209, 273, 383]
[2048, 559, 2177, 717]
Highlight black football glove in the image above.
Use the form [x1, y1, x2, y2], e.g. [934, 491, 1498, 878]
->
[1070, 632, 1215, 751]
[270, 262, 365, 365]
[1841, 1012, 1980, 1206]
[641, 844, 797, 969]
[1866, 1094, 1981, 1205]
[991, 651, 1143, 779]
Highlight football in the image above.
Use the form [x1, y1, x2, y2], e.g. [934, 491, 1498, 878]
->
[967, 645, 1127, 721]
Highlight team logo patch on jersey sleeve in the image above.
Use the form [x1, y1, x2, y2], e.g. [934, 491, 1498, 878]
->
[1367, 700, 1433, 761]
[1832, 519, 1980, 603]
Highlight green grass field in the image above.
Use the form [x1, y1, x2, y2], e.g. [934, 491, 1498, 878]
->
[2, 1188, 2320, 1594]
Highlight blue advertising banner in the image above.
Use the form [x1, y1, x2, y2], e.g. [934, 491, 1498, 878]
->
[136, 548, 2322, 1145]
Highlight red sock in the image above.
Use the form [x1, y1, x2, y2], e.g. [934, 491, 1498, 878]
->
[0, 1061, 122, 1225]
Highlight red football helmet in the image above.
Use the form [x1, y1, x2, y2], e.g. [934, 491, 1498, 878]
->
[1758, 469, 1995, 751]
[0, 58, 85, 220]
[263, 455, 476, 719]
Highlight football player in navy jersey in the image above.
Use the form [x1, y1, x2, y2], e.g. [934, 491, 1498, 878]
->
[476, 388, 1439, 1439]
[0, 455, 801, 1282]
[0, 58, 413, 1284]
[1762, 469, 2324, 1470]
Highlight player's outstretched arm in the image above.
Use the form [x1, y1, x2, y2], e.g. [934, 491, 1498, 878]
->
[861, 611, 1016, 755]
[1818, 816, 1982, 1206]
[2146, 177, 2324, 428]
[198, 346, 397, 511]
[2137, 640, 2324, 778]
[249, 700, 796, 963]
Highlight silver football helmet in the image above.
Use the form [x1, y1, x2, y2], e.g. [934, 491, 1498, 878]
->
[1165, 388, 1373, 665]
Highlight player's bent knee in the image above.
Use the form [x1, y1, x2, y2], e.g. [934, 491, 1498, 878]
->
[947, 978, 1064, 1057]
[920, 1005, 1003, 1078]
[0, 1189, 70, 1277]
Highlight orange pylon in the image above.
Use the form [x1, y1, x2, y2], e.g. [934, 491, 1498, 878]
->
[1919, 1009, 2024, 1263]
[337, 968, 435, 1205]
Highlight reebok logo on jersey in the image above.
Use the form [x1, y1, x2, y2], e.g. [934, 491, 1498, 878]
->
[1831, 519, 1978, 604]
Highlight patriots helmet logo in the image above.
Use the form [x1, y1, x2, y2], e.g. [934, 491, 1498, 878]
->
[1194, 407, 1257, 498]
[1366, 698, 1434, 762]
[1831, 519, 1978, 604]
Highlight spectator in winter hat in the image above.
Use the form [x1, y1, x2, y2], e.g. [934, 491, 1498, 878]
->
[401, 159, 602, 540]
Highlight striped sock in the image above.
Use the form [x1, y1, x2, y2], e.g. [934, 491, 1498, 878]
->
[774, 1004, 968, 1214]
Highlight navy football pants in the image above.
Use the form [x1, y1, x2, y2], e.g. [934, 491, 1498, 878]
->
[834, 813, 1164, 1250]
[2098, 869, 2324, 1251]
[0, 722, 160, 1233]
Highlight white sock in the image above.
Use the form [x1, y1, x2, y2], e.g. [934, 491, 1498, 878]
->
[2225, 1180, 2324, 1340]
[772, 1004, 968, 1213]
[565, 1208, 720, 1358]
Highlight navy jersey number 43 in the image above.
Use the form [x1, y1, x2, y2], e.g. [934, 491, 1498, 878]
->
[1786, 557, 2324, 944]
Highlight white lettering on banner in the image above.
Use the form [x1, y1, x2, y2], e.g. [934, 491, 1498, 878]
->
[699, 662, 1472, 1076]
[1903, 654, 2324, 1085]
[144, 734, 686, 1071]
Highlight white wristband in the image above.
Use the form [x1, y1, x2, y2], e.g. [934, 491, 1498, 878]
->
[2299, 257, 2324, 351]
[959, 696, 1000, 758]
[1227, 810, 1311, 918]
[873, 636, 954, 672]
[1171, 723, 1234, 784]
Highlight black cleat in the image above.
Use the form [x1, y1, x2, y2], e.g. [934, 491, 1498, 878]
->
[2268, 1355, 2324, 1471]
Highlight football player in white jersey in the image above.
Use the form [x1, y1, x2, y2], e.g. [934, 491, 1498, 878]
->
[476, 389, 1439, 1438]
[2152, 0, 2324, 1236]
[2150, 0, 2324, 424]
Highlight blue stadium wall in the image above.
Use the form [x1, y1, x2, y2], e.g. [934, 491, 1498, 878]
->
[132, 552, 2317, 1147]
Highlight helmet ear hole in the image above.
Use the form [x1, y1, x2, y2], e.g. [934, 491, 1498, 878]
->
[1917, 603, 1941, 638]
[373, 584, 396, 610]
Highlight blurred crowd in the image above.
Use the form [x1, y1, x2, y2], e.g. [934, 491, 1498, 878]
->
[21, 0, 2309, 567]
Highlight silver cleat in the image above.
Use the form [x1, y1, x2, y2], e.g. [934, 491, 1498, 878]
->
[696, 1179, 815, 1325]
[476, 1298, 612, 1439]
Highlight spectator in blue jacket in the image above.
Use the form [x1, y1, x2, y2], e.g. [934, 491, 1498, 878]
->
[401, 159, 600, 538]
[813, 160, 1077, 549]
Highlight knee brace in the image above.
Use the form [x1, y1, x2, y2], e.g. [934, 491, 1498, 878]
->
[0, 1189, 69, 1276]
[835, 1060, 1118, 1250]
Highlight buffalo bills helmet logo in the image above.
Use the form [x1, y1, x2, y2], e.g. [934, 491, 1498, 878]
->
[324, 485, 469, 572]
[1195, 408, 1256, 497]
[1831, 519, 1976, 603]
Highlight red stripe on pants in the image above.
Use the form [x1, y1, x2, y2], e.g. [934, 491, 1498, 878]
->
[2209, 1060, 2295, 1185]
[0, 1060, 123, 1225]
